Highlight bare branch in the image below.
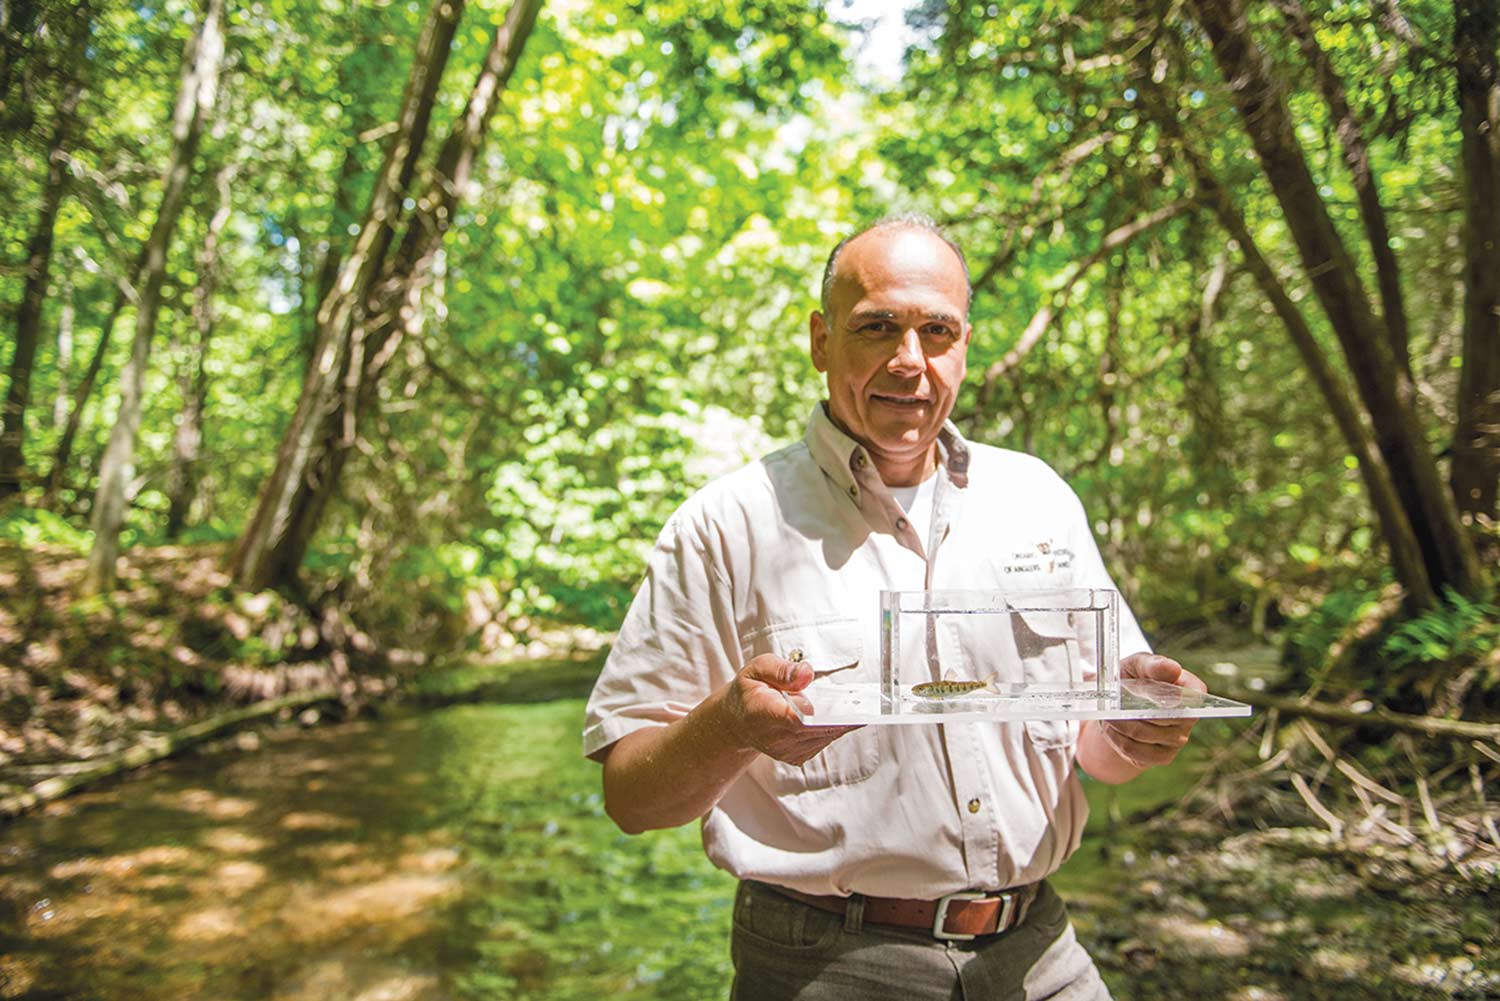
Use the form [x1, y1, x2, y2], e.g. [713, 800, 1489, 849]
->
[979, 199, 1193, 403]
[969, 133, 1119, 295]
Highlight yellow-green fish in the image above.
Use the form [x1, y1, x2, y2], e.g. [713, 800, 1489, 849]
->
[911, 673, 998, 700]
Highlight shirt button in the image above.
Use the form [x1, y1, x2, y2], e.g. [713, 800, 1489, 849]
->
[848, 485, 859, 498]
[967, 798, 981, 814]
[896, 517, 908, 531]
[853, 453, 867, 469]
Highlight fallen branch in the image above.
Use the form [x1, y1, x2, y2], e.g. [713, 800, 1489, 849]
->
[1470, 763, 1500, 850]
[1336, 759, 1406, 806]
[1291, 771, 1345, 836]
[0, 688, 339, 821]
[1229, 690, 1500, 743]
[1293, 719, 1409, 807]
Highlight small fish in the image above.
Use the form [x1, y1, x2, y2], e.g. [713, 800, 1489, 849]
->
[911, 673, 998, 700]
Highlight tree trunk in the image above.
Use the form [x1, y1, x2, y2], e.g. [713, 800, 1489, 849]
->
[52, 277, 73, 428]
[43, 289, 123, 507]
[1271, 0, 1412, 373]
[1452, 0, 1500, 523]
[0, 22, 86, 500]
[0, 0, 44, 131]
[231, 0, 542, 593]
[1198, 152, 1437, 609]
[84, 0, 225, 592]
[1184, 0, 1485, 598]
[1135, 73, 1441, 609]
[230, 0, 466, 593]
[166, 166, 232, 538]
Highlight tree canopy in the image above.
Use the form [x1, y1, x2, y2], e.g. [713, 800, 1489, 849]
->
[2, 0, 1496, 679]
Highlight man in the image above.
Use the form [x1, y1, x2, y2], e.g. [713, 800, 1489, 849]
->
[583, 216, 1207, 999]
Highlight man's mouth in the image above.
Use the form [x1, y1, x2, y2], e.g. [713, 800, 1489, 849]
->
[871, 393, 931, 408]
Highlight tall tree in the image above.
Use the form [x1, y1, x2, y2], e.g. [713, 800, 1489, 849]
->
[43, 290, 123, 507]
[230, 0, 543, 592]
[1452, 0, 1500, 523]
[1138, 76, 1439, 609]
[1269, 0, 1412, 374]
[84, 0, 226, 591]
[1183, 0, 1485, 602]
[0, 3, 91, 500]
[165, 164, 233, 538]
[227, 0, 467, 593]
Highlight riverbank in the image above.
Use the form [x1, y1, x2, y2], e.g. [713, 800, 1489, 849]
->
[0, 540, 386, 775]
[0, 540, 603, 814]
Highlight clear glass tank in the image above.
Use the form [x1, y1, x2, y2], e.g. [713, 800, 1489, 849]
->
[786, 588, 1251, 726]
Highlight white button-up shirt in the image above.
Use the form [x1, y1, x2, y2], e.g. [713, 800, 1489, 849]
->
[583, 404, 1150, 898]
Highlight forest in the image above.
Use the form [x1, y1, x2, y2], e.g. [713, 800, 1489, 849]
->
[0, 0, 1497, 998]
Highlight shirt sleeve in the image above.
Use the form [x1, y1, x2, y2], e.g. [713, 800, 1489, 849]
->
[1062, 484, 1152, 660]
[582, 508, 742, 759]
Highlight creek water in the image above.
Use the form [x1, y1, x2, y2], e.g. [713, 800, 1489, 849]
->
[0, 648, 1274, 1000]
[2, 707, 510, 999]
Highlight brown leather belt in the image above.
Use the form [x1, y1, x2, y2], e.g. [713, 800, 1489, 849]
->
[764, 881, 1041, 941]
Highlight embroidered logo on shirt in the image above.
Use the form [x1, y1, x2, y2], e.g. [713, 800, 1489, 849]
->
[1002, 539, 1074, 575]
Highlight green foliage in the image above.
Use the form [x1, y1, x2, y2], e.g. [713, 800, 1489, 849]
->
[1280, 584, 1385, 677]
[0, 0, 1487, 664]
[1381, 590, 1500, 672]
[883, 0, 1481, 636]
[0, 506, 92, 551]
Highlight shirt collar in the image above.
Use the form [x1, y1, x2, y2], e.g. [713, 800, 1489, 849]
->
[803, 402, 971, 492]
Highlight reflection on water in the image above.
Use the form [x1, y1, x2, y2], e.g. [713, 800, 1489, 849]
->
[0, 700, 735, 1000]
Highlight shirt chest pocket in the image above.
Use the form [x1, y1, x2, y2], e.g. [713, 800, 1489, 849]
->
[1014, 611, 1084, 753]
[740, 619, 881, 794]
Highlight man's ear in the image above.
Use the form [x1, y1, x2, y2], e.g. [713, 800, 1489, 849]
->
[810, 311, 829, 373]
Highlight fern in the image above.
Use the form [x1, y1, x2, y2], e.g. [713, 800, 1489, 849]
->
[1381, 589, 1500, 670]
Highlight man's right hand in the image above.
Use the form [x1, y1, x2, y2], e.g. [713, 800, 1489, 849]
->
[720, 654, 863, 765]
[598, 653, 863, 833]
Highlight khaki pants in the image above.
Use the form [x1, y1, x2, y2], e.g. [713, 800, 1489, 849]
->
[729, 880, 1112, 1001]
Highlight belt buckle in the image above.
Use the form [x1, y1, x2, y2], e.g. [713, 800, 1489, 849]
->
[932, 890, 1014, 941]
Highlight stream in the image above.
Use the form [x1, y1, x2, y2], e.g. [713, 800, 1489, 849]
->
[0, 648, 1277, 1000]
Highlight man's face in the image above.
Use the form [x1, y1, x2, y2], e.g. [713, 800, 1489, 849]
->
[810, 228, 971, 481]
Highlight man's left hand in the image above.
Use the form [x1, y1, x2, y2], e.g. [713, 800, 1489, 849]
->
[1092, 653, 1207, 771]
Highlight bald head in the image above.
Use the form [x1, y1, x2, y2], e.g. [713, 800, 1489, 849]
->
[820, 215, 972, 315]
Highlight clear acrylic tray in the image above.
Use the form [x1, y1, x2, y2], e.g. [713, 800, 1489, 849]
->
[787, 588, 1252, 727]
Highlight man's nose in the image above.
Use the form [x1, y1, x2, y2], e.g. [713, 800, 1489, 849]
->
[889, 328, 923, 372]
